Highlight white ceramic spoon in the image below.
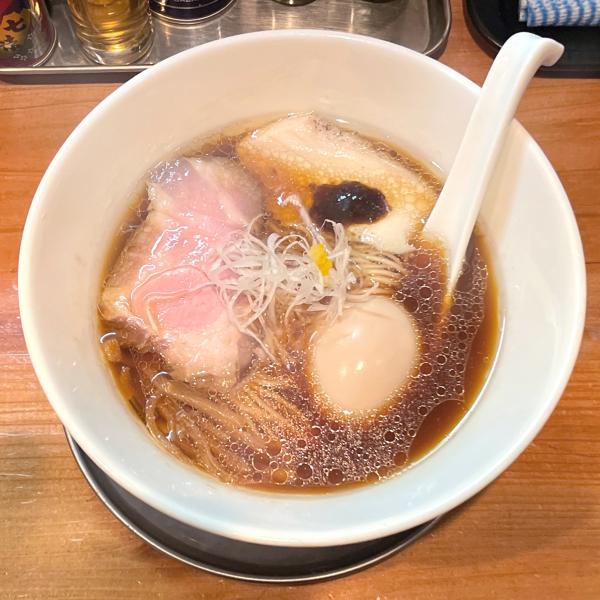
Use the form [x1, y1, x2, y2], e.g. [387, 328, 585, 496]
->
[423, 32, 564, 300]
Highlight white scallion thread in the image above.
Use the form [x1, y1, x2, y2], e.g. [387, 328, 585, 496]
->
[206, 212, 356, 359]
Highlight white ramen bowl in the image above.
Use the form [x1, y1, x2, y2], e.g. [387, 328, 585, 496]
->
[19, 30, 585, 547]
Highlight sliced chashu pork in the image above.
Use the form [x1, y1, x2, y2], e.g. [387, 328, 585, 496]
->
[100, 157, 262, 384]
[237, 114, 438, 254]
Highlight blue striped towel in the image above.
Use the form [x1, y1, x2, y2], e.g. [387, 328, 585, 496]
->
[519, 0, 600, 25]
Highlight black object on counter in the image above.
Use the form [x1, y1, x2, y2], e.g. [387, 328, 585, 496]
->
[464, 0, 600, 78]
[150, 0, 236, 23]
[65, 430, 441, 583]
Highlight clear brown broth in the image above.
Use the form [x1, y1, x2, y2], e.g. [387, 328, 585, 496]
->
[98, 122, 501, 491]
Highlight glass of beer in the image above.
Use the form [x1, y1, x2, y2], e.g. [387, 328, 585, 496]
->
[67, 0, 153, 65]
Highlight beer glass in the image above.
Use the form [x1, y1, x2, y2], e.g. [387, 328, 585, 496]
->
[67, 0, 153, 65]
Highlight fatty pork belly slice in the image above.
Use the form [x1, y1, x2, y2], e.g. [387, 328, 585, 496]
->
[237, 114, 438, 254]
[100, 156, 262, 384]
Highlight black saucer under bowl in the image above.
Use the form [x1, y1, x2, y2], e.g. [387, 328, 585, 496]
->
[65, 431, 440, 583]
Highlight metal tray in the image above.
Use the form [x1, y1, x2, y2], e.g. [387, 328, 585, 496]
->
[66, 430, 441, 583]
[0, 0, 451, 81]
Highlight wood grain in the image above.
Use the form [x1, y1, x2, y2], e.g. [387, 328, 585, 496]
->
[1, 1, 599, 598]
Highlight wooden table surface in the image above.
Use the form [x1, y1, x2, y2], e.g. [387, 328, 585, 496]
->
[1, 1, 599, 598]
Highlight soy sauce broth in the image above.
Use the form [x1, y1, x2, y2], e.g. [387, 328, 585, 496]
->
[408, 233, 500, 464]
[98, 117, 502, 492]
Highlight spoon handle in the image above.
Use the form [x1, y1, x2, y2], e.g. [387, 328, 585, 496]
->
[423, 32, 563, 296]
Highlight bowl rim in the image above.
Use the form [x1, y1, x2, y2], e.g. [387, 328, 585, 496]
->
[18, 29, 587, 546]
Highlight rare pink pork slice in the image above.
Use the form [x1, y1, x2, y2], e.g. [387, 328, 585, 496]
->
[100, 157, 262, 383]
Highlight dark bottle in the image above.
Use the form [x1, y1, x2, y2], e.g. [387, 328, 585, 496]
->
[270, 0, 318, 6]
[150, 0, 236, 23]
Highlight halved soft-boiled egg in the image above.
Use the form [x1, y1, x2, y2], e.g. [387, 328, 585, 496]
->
[311, 297, 419, 414]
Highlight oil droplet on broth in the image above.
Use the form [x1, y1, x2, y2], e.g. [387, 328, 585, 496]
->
[272, 468, 288, 484]
[252, 452, 270, 471]
[393, 451, 408, 467]
[296, 463, 313, 480]
[327, 469, 344, 485]
[266, 439, 282, 457]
